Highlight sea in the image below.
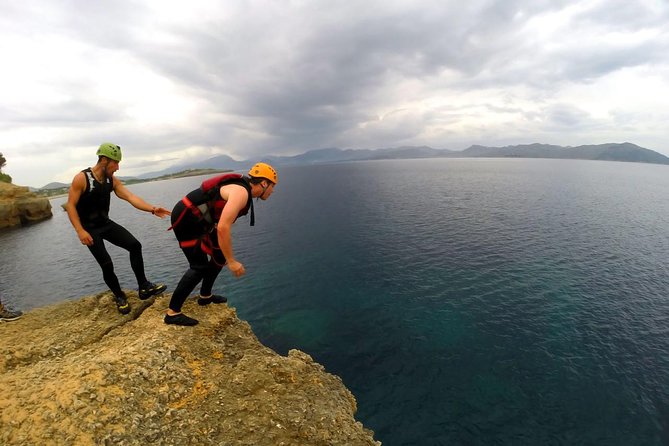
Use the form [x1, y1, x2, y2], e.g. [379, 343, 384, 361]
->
[1, 158, 669, 445]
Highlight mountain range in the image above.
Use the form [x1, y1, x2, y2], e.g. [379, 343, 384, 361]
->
[39, 142, 668, 189]
[137, 142, 668, 179]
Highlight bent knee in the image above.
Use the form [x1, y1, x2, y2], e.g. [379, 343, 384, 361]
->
[129, 239, 142, 252]
[189, 263, 209, 274]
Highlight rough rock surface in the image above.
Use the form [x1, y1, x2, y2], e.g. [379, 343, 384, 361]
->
[0, 293, 380, 445]
[0, 182, 52, 230]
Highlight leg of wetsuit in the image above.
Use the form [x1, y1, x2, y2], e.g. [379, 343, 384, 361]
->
[87, 230, 124, 297]
[169, 245, 209, 312]
[200, 259, 224, 296]
[100, 221, 148, 287]
[200, 232, 226, 296]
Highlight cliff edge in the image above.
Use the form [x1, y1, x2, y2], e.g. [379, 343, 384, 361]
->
[0, 182, 53, 230]
[0, 293, 380, 445]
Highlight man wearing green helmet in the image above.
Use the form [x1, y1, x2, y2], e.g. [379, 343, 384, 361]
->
[65, 143, 172, 315]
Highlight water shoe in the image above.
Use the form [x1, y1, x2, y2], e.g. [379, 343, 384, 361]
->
[114, 294, 131, 315]
[139, 282, 167, 300]
[0, 306, 23, 322]
[164, 313, 199, 326]
[197, 294, 228, 305]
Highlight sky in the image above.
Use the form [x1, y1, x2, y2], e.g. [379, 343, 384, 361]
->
[1, 0, 668, 187]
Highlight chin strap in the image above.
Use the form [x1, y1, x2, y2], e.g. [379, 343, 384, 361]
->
[249, 196, 255, 226]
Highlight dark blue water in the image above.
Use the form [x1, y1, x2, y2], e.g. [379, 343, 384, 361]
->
[2, 158, 669, 445]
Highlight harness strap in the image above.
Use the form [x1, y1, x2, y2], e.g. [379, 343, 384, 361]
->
[178, 233, 213, 255]
[169, 185, 254, 263]
[168, 196, 203, 231]
[178, 239, 199, 248]
[178, 233, 226, 267]
[200, 236, 213, 256]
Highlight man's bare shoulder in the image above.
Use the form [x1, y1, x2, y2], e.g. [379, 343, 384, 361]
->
[219, 183, 249, 205]
[70, 171, 87, 188]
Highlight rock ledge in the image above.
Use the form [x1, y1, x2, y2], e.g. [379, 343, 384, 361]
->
[0, 293, 380, 445]
[0, 182, 52, 230]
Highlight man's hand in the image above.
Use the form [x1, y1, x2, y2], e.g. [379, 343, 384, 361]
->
[227, 260, 246, 277]
[78, 230, 94, 246]
[151, 206, 171, 218]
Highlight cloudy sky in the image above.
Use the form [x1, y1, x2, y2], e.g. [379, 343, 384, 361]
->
[1, 0, 668, 187]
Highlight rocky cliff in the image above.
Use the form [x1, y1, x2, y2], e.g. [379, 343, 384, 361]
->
[0, 293, 380, 446]
[0, 182, 53, 230]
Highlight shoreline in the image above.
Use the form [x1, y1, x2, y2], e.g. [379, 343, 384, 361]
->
[41, 168, 233, 200]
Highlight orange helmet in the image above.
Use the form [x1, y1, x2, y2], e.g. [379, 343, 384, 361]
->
[248, 162, 278, 184]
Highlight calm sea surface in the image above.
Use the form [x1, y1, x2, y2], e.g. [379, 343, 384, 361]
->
[2, 158, 669, 445]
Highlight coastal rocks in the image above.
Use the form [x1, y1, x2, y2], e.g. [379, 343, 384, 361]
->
[0, 292, 380, 445]
[0, 182, 52, 230]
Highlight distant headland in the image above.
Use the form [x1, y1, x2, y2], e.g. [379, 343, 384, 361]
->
[35, 168, 232, 198]
[138, 142, 669, 181]
[30, 142, 669, 193]
[0, 182, 52, 230]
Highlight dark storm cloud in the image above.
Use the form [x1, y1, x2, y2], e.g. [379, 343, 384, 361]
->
[3, 0, 669, 186]
[0, 100, 122, 125]
[543, 103, 596, 129]
[31, 0, 664, 157]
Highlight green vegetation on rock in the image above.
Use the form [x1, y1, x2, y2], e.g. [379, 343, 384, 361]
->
[0, 152, 11, 183]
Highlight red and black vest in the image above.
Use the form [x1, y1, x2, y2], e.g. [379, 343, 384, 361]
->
[171, 173, 254, 230]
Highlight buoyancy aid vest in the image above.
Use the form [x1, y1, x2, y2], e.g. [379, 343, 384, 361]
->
[76, 168, 113, 228]
[200, 173, 254, 226]
[169, 173, 254, 261]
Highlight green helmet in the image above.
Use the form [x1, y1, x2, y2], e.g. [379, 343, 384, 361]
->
[96, 142, 122, 161]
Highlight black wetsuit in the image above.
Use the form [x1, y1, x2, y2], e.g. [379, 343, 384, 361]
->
[76, 168, 148, 297]
[168, 175, 252, 312]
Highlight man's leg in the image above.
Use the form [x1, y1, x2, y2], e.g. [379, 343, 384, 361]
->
[198, 239, 227, 305]
[101, 221, 166, 299]
[165, 245, 208, 326]
[99, 221, 147, 286]
[87, 229, 130, 314]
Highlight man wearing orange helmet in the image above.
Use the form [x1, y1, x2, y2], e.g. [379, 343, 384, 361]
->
[165, 162, 278, 326]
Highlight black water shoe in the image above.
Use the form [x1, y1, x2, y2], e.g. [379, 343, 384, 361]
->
[0, 306, 23, 322]
[197, 294, 228, 305]
[164, 313, 199, 326]
[114, 294, 131, 315]
[139, 282, 167, 300]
